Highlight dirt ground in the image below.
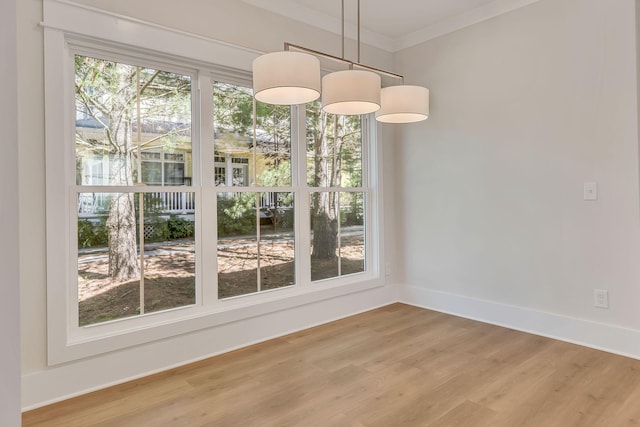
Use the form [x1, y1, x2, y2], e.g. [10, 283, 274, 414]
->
[78, 236, 364, 326]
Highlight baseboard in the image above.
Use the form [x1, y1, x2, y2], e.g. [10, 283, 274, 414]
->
[399, 284, 640, 361]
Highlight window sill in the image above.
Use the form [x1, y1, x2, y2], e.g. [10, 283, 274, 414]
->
[50, 275, 384, 365]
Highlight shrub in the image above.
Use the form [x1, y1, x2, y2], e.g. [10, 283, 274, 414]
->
[167, 215, 195, 239]
[217, 193, 256, 237]
[78, 218, 108, 247]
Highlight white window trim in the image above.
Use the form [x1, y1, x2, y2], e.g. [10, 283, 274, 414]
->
[44, 0, 386, 365]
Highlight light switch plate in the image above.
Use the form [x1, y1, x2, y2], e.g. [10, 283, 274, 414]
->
[584, 182, 597, 201]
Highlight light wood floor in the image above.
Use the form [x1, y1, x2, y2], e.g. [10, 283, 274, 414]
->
[23, 303, 640, 426]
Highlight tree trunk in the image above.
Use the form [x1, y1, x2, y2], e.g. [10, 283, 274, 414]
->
[311, 191, 338, 259]
[106, 77, 140, 281]
[107, 191, 139, 281]
[311, 113, 341, 260]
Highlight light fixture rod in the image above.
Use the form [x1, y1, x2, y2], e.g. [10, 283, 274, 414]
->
[357, 0, 360, 63]
[283, 42, 404, 81]
[341, 0, 345, 59]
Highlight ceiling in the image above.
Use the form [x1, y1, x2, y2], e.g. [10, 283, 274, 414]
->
[242, 0, 540, 52]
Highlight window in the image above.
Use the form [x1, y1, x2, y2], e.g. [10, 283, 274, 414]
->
[213, 152, 249, 187]
[140, 151, 188, 186]
[74, 54, 196, 326]
[213, 81, 295, 298]
[306, 102, 366, 281]
[45, 9, 382, 363]
[73, 67, 372, 327]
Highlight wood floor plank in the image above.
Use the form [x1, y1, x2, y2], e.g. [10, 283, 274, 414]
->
[429, 400, 498, 427]
[23, 303, 640, 426]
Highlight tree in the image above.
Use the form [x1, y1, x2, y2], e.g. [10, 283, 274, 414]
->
[75, 55, 191, 280]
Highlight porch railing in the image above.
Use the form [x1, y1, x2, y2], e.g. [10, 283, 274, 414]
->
[78, 191, 196, 216]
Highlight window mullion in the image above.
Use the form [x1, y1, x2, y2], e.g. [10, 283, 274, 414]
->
[200, 187, 217, 306]
[365, 115, 377, 276]
[199, 75, 217, 307]
[294, 105, 311, 287]
[200, 75, 214, 187]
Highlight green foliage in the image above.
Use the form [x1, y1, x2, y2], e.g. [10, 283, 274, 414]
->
[78, 215, 195, 247]
[217, 193, 256, 237]
[143, 219, 168, 242]
[213, 80, 290, 145]
[258, 161, 291, 187]
[166, 215, 195, 239]
[213, 82, 253, 134]
[78, 218, 109, 248]
[143, 215, 195, 242]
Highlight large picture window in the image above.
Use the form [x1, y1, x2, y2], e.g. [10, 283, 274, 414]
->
[45, 21, 381, 363]
[73, 60, 372, 328]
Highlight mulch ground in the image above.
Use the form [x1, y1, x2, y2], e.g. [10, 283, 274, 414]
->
[78, 236, 364, 326]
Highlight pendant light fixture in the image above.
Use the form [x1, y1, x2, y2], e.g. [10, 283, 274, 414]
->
[252, 51, 320, 105]
[322, 70, 380, 115]
[251, 0, 429, 123]
[376, 85, 430, 123]
[320, 0, 380, 115]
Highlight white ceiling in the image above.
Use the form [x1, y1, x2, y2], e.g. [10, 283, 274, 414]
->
[242, 0, 540, 52]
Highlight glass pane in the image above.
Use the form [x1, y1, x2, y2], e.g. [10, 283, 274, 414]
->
[306, 102, 362, 187]
[141, 162, 162, 185]
[217, 192, 258, 298]
[78, 192, 140, 326]
[340, 192, 365, 275]
[232, 166, 248, 186]
[164, 162, 185, 185]
[255, 103, 291, 187]
[259, 192, 295, 291]
[310, 192, 366, 282]
[77, 191, 197, 326]
[142, 193, 196, 314]
[310, 191, 339, 281]
[213, 83, 254, 187]
[75, 55, 192, 186]
[340, 117, 363, 188]
[214, 166, 226, 186]
[212, 82, 292, 187]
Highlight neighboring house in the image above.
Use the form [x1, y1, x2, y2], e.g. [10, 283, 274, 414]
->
[75, 116, 285, 216]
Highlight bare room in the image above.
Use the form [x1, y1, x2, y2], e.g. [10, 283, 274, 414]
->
[2, 0, 640, 425]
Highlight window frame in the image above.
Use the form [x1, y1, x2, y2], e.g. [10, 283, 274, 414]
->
[44, 0, 385, 365]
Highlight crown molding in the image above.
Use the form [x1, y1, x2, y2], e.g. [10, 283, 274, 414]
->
[394, 0, 542, 51]
[242, 0, 395, 52]
[242, 0, 541, 53]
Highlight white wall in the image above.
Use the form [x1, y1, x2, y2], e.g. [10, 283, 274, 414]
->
[395, 0, 640, 356]
[72, 0, 391, 69]
[1, 0, 22, 424]
[20, 0, 397, 409]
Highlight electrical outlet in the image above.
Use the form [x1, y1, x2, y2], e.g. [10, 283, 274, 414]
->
[594, 289, 609, 308]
